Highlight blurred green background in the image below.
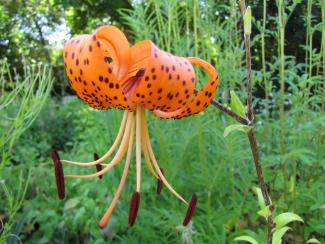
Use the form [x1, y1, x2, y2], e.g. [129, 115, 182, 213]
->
[0, 0, 324, 243]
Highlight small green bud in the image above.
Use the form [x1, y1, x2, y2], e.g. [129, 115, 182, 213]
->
[244, 6, 252, 35]
[230, 90, 246, 117]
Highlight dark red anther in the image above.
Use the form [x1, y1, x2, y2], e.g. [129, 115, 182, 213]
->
[182, 194, 197, 226]
[51, 150, 65, 199]
[128, 192, 141, 226]
[156, 167, 164, 195]
[93, 153, 103, 179]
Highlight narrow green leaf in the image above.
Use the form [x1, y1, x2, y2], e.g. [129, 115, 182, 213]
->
[253, 187, 266, 210]
[289, 176, 295, 192]
[272, 227, 291, 244]
[306, 238, 321, 244]
[224, 124, 251, 137]
[230, 90, 246, 117]
[234, 235, 259, 244]
[257, 205, 271, 218]
[274, 212, 304, 230]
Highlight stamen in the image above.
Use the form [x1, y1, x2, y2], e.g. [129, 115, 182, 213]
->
[141, 109, 159, 179]
[142, 115, 188, 205]
[61, 111, 129, 166]
[93, 153, 103, 179]
[128, 191, 141, 226]
[99, 121, 135, 228]
[65, 112, 134, 179]
[136, 105, 142, 192]
[51, 150, 65, 199]
[182, 194, 197, 226]
[156, 167, 164, 195]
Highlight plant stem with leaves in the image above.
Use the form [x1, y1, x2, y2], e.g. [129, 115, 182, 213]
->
[211, 2, 275, 243]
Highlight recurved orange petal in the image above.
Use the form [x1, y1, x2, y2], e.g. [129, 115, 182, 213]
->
[122, 41, 196, 112]
[153, 57, 218, 119]
[63, 26, 133, 110]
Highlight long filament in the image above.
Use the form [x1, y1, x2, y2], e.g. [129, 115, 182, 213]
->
[98, 116, 135, 228]
[65, 112, 134, 179]
[61, 111, 129, 166]
[135, 105, 142, 192]
[141, 109, 159, 179]
[142, 114, 188, 205]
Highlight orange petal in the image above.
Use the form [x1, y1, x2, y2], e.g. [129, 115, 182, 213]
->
[63, 25, 132, 110]
[153, 57, 218, 119]
[124, 41, 196, 111]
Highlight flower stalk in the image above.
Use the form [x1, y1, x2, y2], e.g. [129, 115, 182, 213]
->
[211, 1, 275, 243]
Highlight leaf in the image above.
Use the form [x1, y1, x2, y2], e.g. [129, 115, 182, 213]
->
[64, 198, 80, 212]
[274, 212, 304, 230]
[230, 90, 246, 117]
[272, 227, 291, 244]
[289, 176, 295, 192]
[257, 205, 271, 218]
[306, 238, 321, 244]
[234, 235, 259, 244]
[224, 124, 251, 137]
[7, 209, 30, 244]
[286, 148, 314, 165]
[253, 187, 266, 210]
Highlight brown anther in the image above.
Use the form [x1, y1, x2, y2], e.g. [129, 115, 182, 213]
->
[182, 194, 197, 226]
[128, 191, 141, 226]
[51, 150, 65, 199]
[93, 153, 103, 179]
[156, 167, 164, 195]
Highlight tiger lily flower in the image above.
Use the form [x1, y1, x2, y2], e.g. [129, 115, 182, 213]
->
[51, 25, 218, 228]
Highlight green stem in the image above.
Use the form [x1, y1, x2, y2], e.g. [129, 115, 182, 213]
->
[277, 0, 288, 203]
[193, 0, 198, 57]
[167, 1, 172, 52]
[318, 0, 325, 179]
[185, 0, 190, 51]
[153, 0, 166, 49]
[308, 0, 313, 77]
[262, 0, 269, 120]
[322, 1, 325, 111]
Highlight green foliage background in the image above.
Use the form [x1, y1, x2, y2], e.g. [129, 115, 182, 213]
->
[0, 0, 324, 243]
